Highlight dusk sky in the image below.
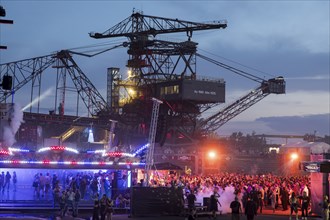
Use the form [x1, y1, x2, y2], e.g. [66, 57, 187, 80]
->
[0, 1, 329, 139]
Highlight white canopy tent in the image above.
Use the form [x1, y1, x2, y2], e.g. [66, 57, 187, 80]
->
[280, 141, 330, 156]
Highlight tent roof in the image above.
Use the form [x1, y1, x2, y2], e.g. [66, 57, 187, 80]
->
[281, 141, 330, 154]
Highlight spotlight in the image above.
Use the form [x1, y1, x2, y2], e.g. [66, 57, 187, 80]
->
[208, 151, 216, 159]
[290, 153, 298, 160]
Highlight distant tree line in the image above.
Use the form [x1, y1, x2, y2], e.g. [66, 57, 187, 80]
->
[212, 132, 330, 153]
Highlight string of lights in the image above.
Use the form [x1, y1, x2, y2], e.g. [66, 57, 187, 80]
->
[0, 160, 145, 166]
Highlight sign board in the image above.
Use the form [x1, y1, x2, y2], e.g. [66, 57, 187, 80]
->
[301, 162, 320, 172]
[300, 161, 330, 173]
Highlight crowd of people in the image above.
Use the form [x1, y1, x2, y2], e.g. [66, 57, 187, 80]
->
[31, 170, 128, 219]
[1, 168, 329, 219]
[29, 170, 124, 199]
[145, 172, 328, 220]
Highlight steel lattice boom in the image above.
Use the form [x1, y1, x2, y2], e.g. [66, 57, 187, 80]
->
[89, 12, 227, 40]
[0, 50, 109, 116]
[0, 54, 55, 104]
[196, 53, 285, 133]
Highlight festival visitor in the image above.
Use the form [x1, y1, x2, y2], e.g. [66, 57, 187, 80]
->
[230, 196, 242, 220]
[289, 192, 299, 220]
[105, 196, 114, 220]
[12, 171, 17, 192]
[245, 196, 257, 220]
[281, 186, 289, 211]
[52, 184, 61, 208]
[59, 190, 67, 217]
[258, 185, 264, 213]
[3, 171, 11, 192]
[32, 173, 40, 199]
[210, 189, 221, 219]
[270, 189, 276, 213]
[45, 172, 51, 196]
[39, 173, 45, 197]
[115, 194, 127, 208]
[186, 190, 197, 219]
[74, 188, 81, 217]
[300, 191, 310, 220]
[66, 188, 76, 217]
[100, 194, 108, 220]
[320, 195, 330, 220]
[92, 193, 100, 220]
[0, 171, 4, 193]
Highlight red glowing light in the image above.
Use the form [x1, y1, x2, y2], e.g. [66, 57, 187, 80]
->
[0, 150, 10, 155]
[51, 146, 65, 151]
[107, 152, 123, 157]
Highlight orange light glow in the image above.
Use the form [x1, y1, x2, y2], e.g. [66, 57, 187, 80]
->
[208, 151, 216, 159]
[290, 153, 298, 160]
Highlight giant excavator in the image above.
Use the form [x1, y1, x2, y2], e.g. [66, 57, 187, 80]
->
[0, 11, 285, 147]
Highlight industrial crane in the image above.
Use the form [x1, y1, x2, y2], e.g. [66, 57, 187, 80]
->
[88, 11, 228, 145]
[0, 11, 285, 148]
[89, 11, 227, 83]
[89, 10, 285, 143]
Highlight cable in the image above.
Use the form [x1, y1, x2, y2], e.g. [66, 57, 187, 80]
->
[198, 48, 275, 78]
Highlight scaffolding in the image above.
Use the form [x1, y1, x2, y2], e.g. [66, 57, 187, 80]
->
[144, 97, 163, 186]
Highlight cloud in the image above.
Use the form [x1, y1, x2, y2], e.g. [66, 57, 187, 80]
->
[218, 113, 329, 137]
[256, 114, 330, 136]
[198, 1, 330, 54]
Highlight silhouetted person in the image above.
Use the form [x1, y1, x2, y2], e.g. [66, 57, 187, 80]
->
[0, 171, 4, 192]
[100, 194, 107, 220]
[319, 195, 330, 220]
[210, 190, 221, 219]
[289, 192, 299, 220]
[12, 171, 17, 192]
[3, 171, 11, 192]
[230, 196, 242, 220]
[186, 190, 196, 219]
[187, 190, 196, 211]
[92, 193, 100, 220]
[245, 196, 257, 220]
[105, 196, 114, 220]
[281, 186, 289, 211]
[300, 191, 310, 220]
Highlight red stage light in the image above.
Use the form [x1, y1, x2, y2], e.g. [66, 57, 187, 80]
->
[0, 150, 10, 155]
[50, 146, 65, 151]
[107, 152, 123, 157]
